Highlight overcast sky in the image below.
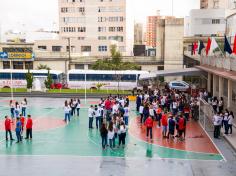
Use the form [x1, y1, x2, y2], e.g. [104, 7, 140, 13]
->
[0, 0, 199, 40]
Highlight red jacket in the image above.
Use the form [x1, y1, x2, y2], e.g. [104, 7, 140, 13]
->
[145, 117, 153, 128]
[20, 117, 25, 127]
[5, 119, 11, 131]
[26, 118, 33, 129]
[161, 114, 168, 126]
[178, 117, 185, 130]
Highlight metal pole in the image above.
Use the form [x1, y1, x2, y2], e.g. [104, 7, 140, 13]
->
[68, 38, 71, 70]
[85, 71, 87, 104]
[10, 60, 13, 100]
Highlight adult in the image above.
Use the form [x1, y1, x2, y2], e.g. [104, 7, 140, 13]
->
[5, 116, 14, 141]
[145, 116, 153, 141]
[25, 115, 33, 140]
[88, 105, 95, 129]
[64, 101, 71, 123]
[21, 98, 27, 117]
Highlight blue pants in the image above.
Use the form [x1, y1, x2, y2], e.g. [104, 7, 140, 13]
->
[101, 135, 107, 149]
[22, 107, 26, 117]
[65, 113, 70, 122]
[124, 116, 129, 126]
[146, 127, 153, 139]
[6, 130, 13, 140]
[15, 110, 19, 118]
[96, 117, 101, 129]
[109, 138, 115, 148]
[76, 108, 80, 116]
[89, 117, 93, 129]
[16, 131, 22, 142]
[10, 108, 14, 118]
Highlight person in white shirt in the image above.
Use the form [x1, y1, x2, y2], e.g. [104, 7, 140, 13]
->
[64, 101, 71, 123]
[112, 102, 119, 115]
[88, 105, 95, 129]
[15, 102, 21, 118]
[228, 111, 234, 134]
[149, 105, 155, 119]
[108, 122, 115, 149]
[118, 122, 126, 147]
[123, 104, 129, 126]
[139, 103, 144, 124]
[172, 101, 178, 115]
[10, 100, 15, 119]
[213, 112, 222, 138]
[119, 97, 125, 107]
[76, 98, 81, 117]
[95, 105, 102, 129]
[21, 98, 27, 117]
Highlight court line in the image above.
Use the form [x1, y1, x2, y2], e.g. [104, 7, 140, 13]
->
[128, 117, 224, 157]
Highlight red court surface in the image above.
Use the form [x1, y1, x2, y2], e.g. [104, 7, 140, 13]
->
[129, 117, 220, 154]
[0, 117, 66, 132]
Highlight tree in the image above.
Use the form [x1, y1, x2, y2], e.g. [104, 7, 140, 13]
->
[44, 70, 53, 89]
[96, 83, 106, 90]
[37, 64, 51, 70]
[25, 69, 33, 89]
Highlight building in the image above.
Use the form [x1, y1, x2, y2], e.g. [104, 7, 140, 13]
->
[146, 16, 159, 48]
[134, 23, 143, 45]
[200, 0, 208, 9]
[226, 0, 236, 43]
[57, 0, 126, 56]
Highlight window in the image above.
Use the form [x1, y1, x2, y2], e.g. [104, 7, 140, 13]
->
[98, 45, 107, 52]
[25, 62, 33, 70]
[52, 46, 62, 52]
[81, 46, 91, 52]
[69, 74, 85, 81]
[212, 19, 220, 24]
[98, 27, 106, 32]
[98, 36, 107, 40]
[75, 64, 84, 69]
[3, 61, 10, 69]
[38, 46, 47, 50]
[78, 27, 86, 32]
[13, 61, 24, 69]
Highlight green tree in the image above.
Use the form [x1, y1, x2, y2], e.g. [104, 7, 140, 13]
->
[25, 69, 33, 89]
[44, 70, 53, 89]
[37, 64, 51, 70]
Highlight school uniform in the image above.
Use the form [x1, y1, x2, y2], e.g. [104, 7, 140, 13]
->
[25, 118, 33, 139]
[5, 118, 13, 140]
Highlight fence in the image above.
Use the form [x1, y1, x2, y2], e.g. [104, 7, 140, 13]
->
[199, 98, 215, 133]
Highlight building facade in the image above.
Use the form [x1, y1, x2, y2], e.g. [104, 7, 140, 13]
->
[146, 16, 159, 48]
[56, 0, 126, 56]
[134, 23, 143, 45]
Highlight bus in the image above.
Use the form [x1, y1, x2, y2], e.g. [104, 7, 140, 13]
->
[67, 70, 149, 90]
[0, 69, 63, 88]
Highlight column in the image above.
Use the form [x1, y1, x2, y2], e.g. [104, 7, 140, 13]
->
[219, 76, 223, 98]
[207, 72, 211, 93]
[213, 74, 217, 97]
[228, 79, 232, 109]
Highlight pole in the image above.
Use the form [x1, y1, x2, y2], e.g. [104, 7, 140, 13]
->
[68, 38, 71, 70]
[85, 71, 87, 104]
[10, 59, 13, 100]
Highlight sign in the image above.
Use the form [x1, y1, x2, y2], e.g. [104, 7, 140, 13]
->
[8, 52, 33, 59]
[0, 52, 8, 59]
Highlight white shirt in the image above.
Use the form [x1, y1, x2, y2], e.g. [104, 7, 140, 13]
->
[149, 108, 154, 116]
[95, 109, 100, 117]
[88, 108, 94, 117]
[76, 102, 80, 108]
[124, 107, 129, 117]
[112, 104, 119, 114]
[119, 99, 125, 107]
[10, 103, 14, 108]
[213, 115, 222, 126]
[64, 106, 71, 113]
[228, 115, 234, 125]
[172, 102, 177, 109]
[144, 94, 149, 101]
[139, 106, 144, 114]
[21, 101, 27, 108]
[108, 129, 115, 139]
[15, 105, 20, 111]
[119, 125, 126, 134]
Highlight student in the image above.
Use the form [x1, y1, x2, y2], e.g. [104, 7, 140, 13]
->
[20, 114, 25, 137]
[139, 103, 144, 124]
[118, 121, 126, 147]
[156, 106, 162, 127]
[5, 116, 14, 141]
[123, 104, 129, 126]
[70, 99, 77, 116]
[183, 105, 190, 121]
[21, 98, 27, 117]
[88, 105, 95, 129]
[95, 105, 101, 129]
[145, 116, 153, 141]
[223, 109, 229, 134]
[213, 112, 221, 138]
[108, 122, 115, 149]
[161, 112, 168, 138]
[100, 123, 108, 150]
[25, 115, 33, 140]
[76, 99, 81, 117]
[15, 117, 22, 143]
[228, 111, 234, 135]
[64, 101, 71, 123]
[10, 100, 15, 119]
[178, 115, 186, 141]
[167, 115, 176, 139]
[15, 102, 20, 118]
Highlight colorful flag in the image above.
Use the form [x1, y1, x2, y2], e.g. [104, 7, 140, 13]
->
[193, 42, 198, 55]
[224, 35, 232, 54]
[233, 34, 236, 55]
[198, 40, 205, 55]
[209, 37, 219, 56]
[206, 38, 211, 56]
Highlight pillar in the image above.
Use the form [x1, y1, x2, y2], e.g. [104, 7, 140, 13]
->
[228, 79, 232, 109]
[207, 72, 211, 93]
[213, 74, 217, 97]
[219, 76, 223, 98]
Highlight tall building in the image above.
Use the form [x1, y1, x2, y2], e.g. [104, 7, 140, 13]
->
[146, 16, 159, 48]
[134, 23, 143, 45]
[201, 0, 228, 9]
[59, 0, 126, 56]
[200, 0, 208, 9]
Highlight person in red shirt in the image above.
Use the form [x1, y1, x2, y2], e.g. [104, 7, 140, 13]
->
[183, 105, 190, 121]
[161, 113, 168, 138]
[145, 116, 154, 141]
[20, 114, 25, 132]
[5, 116, 14, 141]
[178, 115, 186, 141]
[25, 115, 33, 140]
[156, 107, 162, 127]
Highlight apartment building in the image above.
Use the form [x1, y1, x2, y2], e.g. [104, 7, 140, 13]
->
[134, 23, 143, 45]
[47, 0, 126, 56]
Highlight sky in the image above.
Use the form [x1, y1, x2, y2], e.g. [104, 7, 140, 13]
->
[0, 0, 200, 41]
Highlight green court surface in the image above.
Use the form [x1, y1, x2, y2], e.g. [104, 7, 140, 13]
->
[0, 98, 223, 161]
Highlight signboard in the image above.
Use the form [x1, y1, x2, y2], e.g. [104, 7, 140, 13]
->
[8, 52, 33, 59]
[0, 52, 8, 59]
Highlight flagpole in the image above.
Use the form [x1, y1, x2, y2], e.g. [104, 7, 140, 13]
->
[10, 59, 14, 101]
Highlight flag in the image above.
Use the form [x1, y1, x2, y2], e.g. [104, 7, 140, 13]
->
[233, 34, 236, 55]
[206, 38, 211, 56]
[198, 40, 205, 55]
[209, 37, 219, 56]
[193, 42, 198, 55]
[224, 35, 232, 54]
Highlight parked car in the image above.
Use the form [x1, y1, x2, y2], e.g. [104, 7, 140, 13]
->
[168, 81, 190, 92]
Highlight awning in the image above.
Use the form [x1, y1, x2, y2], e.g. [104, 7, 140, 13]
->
[139, 68, 203, 80]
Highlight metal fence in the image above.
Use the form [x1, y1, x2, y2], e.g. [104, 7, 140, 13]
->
[199, 98, 215, 132]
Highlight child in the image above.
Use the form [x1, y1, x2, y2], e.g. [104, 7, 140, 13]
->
[178, 115, 186, 141]
[15, 117, 22, 143]
[15, 102, 21, 118]
[123, 104, 129, 126]
[118, 121, 126, 147]
[145, 116, 153, 141]
[161, 113, 168, 138]
[20, 114, 25, 137]
[64, 101, 71, 123]
[25, 115, 33, 140]
[108, 122, 115, 149]
[76, 99, 81, 117]
[167, 115, 176, 139]
[21, 98, 27, 117]
[95, 105, 101, 129]
[10, 100, 15, 120]
[88, 105, 95, 129]
[100, 123, 108, 150]
[139, 103, 144, 124]
[5, 116, 14, 141]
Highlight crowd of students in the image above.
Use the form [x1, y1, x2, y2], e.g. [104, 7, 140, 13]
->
[5, 98, 33, 143]
[64, 98, 81, 123]
[88, 96, 130, 150]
